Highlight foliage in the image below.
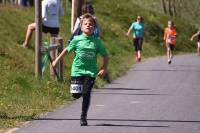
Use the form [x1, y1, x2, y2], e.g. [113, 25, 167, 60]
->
[131, 0, 200, 26]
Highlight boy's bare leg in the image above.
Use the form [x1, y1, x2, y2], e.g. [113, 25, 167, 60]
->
[134, 52, 138, 61]
[137, 50, 141, 61]
[197, 42, 200, 56]
[170, 49, 174, 59]
[167, 48, 171, 64]
[23, 23, 36, 48]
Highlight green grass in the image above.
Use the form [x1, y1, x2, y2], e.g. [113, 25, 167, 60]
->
[0, 0, 197, 130]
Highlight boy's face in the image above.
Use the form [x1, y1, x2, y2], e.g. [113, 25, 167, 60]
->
[81, 18, 95, 36]
[136, 16, 142, 22]
[168, 22, 173, 28]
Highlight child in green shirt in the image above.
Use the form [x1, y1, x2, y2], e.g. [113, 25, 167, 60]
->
[52, 13, 109, 126]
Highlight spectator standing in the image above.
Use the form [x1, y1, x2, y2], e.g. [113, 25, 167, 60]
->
[22, 0, 64, 48]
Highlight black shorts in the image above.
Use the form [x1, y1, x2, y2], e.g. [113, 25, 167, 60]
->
[166, 43, 175, 51]
[70, 76, 95, 99]
[70, 76, 95, 94]
[42, 25, 59, 35]
[133, 37, 143, 51]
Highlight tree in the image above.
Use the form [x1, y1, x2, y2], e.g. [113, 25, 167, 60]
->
[160, 0, 167, 14]
[160, 0, 177, 16]
[168, 0, 173, 16]
[172, 0, 177, 16]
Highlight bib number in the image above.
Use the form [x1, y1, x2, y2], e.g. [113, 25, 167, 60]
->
[70, 84, 83, 93]
[167, 35, 176, 43]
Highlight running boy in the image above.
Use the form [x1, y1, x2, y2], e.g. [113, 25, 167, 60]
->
[52, 13, 109, 126]
[190, 28, 200, 56]
[163, 20, 177, 64]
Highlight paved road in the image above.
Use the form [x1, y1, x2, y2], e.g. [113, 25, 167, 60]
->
[13, 54, 200, 133]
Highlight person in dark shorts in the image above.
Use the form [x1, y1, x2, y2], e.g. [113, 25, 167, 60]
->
[42, 25, 59, 35]
[163, 20, 177, 64]
[126, 15, 145, 62]
[190, 28, 200, 56]
[22, 0, 64, 48]
[52, 14, 109, 126]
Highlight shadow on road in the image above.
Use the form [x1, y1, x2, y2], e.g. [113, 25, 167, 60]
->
[133, 69, 200, 73]
[93, 123, 169, 128]
[97, 88, 151, 91]
[92, 92, 168, 96]
[93, 87, 167, 96]
[34, 118, 200, 124]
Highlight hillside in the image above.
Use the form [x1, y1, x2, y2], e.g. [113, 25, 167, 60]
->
[131, 0, 200, 26]
[0, 0, 197, 130]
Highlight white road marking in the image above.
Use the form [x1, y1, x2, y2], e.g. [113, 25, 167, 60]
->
[95, 104, 105, 107]
[130, 101, 140, 104]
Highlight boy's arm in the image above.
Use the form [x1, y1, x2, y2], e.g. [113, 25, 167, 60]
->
[191, 31, 200, 41]
[163, 29, 167, 41]
[126, 27, 132, 36]
[174, 28, 178, 37]
[52, 48, 68, 67]
[97, 55, 109, 78]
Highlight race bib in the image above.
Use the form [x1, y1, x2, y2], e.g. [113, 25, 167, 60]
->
[70, 84, 83, 93]
[167, 35, 176, 43]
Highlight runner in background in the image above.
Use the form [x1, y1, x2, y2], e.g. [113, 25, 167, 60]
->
[126, 15, 145, 62]
[68, 3, 101, 43]
[163, 20, 177, 64]
[190, 28, 200, 56]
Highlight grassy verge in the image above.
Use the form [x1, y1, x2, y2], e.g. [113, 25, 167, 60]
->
[0, 0, 197, 130]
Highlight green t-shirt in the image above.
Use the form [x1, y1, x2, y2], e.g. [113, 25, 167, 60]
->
[67, 33, 108, 78]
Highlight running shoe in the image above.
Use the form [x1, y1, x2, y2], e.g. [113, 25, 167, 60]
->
[138, 57, 141, 62]
[80, 118, 88, 126]
[168, 59, 171, 64]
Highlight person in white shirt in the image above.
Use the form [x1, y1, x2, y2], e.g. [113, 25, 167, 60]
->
[68, 4, 100, 43]
[22, 0, 64, 48]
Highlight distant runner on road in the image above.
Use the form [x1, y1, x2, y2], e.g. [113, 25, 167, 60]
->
[163, 20, 177, 64]
[190, 28, 200, 56]
[126, 15, 145, 62]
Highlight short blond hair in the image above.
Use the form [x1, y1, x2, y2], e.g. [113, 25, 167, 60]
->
[80, 13, 96, 26]
[168, 20, 174, 26]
